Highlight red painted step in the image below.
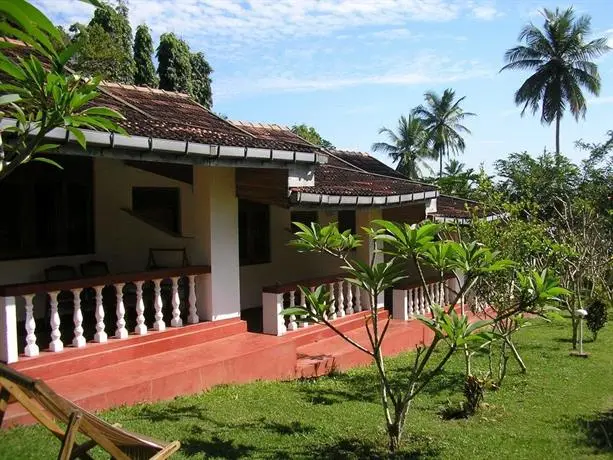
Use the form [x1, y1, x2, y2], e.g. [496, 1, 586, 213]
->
[13, 318, 247, 381]
[4, 330, 296, 427]
[286, 309, 389, 348]
[295, 318, 435, 378]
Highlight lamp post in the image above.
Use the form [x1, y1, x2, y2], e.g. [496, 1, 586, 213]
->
[570, 308, 589, 358]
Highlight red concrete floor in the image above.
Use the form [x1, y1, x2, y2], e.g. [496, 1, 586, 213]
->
[3, 310, 471, 427]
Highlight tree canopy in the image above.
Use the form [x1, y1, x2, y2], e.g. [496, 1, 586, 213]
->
[501, 7, 610, 154]
[291, 124, 334, 149]
[133, 24, 157, 87]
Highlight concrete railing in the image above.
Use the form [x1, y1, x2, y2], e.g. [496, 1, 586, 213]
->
[0, 266, 211, 364]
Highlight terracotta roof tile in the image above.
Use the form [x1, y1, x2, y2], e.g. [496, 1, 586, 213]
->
[2, 41, 320, 153]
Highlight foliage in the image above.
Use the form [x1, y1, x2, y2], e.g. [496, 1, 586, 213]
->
[189, 52, 213, 109]
[0, 0, 125, 181]
[586, 298, 608, 341]
[435, 159, 479, 198]
[156, 34, 215, 107]
[371, 115, 436, 179]
[70, 0, 135, 83]
[157, 32, 192, 94]
[411, 88, 475, 178]
[284, 220, 563, 451]
[494, 151, 580, 220]
[290, 124, 334, 149]
[501, 7, 610, 154]
[133, 24, 157, 87]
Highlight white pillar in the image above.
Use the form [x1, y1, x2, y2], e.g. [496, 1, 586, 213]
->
[0, 296, 19, 364]
[48, 291, 63, 352]
[152, 279, 165, 331]
[115, 283, 128, 339]
[93, 285, 107, 343]
[193, 167, 241, 321]
[72, 289, 86, 348]
[170, 277, 183, 327]
[392, 289, 409, 321]
[262, 292, 286, 336]
[24, 294, 39, 356]
[134, 281, 147, 335]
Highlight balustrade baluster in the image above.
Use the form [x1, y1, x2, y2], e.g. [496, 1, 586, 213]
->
[115, 283, 128, 339]
[299, 289, 309, 328]
[407, 288, 414, 317]
[170, 277, 183, 327]
[48, 291, 63, 352]
[354, 288, 362, 313]
[153, 279, 166, 331]
[345, 283, 354, 315]
[418, 286, 425, 315]
[94, 285, 107, 343]
[337, 281, 345, 317]
[188, 275, 199, 324]
[72, 289, 86, 347]
[24, 294, 39, 357]
[287, 290, 298, 331]
[134, 281, 147, 335]
[328, 283, 337, 320]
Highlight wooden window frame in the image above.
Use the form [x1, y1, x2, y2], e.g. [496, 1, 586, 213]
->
[239, 199, 271, 266]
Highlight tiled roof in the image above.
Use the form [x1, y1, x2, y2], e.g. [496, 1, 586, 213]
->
[326, 150, 408, 179]
[430, 195, 494, 220]
[230, 121, 315, 148]
[2, 41, 320, 153]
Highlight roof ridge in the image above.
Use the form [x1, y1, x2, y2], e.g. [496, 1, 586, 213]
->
[231, 120, 292, 131]
[101, 81, 191, 98]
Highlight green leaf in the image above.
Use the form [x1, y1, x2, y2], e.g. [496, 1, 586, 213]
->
[33, 143, 60, 154]
[67, 127, 87, 150]
[0, 94, 20, 105]
[81, 107, 125, 119]
[280, 307, 310, 317]
[26, 156, 63, 169]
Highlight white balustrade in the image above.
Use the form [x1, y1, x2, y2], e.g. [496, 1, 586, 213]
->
[170, 277, 183, 327]
[72, 289, 86, 348]
[134, 281, 147, 335]
[0, 267, 210, 363]
[262, 276, 378, 336]
[115, 283, 128, 339]
[392, 277, 458, 321]
[24, 294, 38, 356]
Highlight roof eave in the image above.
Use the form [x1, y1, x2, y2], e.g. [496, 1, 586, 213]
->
[289, 189, 439, 209]
[0, 118, 327, 166]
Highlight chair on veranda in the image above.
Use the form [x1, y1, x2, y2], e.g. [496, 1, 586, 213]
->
[0, 363, 180, 459]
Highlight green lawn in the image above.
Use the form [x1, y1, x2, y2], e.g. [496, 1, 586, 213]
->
[1, 318, 612, 459]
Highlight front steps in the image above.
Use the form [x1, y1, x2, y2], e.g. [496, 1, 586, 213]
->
[3, 311, 449, 427]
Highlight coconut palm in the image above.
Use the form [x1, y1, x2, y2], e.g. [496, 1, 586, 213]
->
[412, 89, 475, 178]
[501, 7, 610, 155]
[443, 159, 466, 177]
[372, 115, 436, 179]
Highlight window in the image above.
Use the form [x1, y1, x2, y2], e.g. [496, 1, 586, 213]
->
[132, 187, 180, 234]
[0, 155, 94, 260]
[239, 199, 270, 265]
[290, 210, 318, 230]
[338, 210, 356, 234]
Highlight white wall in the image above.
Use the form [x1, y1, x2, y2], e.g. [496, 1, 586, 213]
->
[239, 207, 382, 310]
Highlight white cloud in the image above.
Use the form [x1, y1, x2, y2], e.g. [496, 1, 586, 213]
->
[587, 96, 613, 106]
[472, 5, 500, 20]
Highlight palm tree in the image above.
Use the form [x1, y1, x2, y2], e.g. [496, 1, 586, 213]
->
[443, 159, 466, 177]
[501, 7, 610, 155]
[372, 115, 436, 179]
[412, 89, 475, 178]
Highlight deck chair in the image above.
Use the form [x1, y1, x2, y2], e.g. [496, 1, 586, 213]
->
[0, 364, 180, 460]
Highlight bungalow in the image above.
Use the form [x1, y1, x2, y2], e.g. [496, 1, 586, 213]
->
[0, 42, 472, 423]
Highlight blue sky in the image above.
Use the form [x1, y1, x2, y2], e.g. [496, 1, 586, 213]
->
[36, 0, 613, 173]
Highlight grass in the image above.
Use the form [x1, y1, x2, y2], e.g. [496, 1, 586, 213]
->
[1, 317, 612, 459]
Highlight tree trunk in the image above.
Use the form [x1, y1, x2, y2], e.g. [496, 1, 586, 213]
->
[388, 422, 401, 453]
[555, 114, 561, 155]
[571, 317, 579, 350]
[439, 150, 443, 179]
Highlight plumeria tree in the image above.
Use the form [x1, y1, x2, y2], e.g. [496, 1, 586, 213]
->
[284, 220, 565, 452]
[0, 0, 125, 181]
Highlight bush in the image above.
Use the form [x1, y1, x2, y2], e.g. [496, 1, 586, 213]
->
[586, 298, 608, 341]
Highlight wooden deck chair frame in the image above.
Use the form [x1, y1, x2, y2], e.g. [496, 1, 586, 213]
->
[0, 364, 180, 460]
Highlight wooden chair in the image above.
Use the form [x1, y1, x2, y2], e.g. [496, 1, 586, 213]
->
[0, 363, 180, 459]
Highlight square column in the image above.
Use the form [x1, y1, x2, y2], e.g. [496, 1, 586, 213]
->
[355, 209, 384, 308]
[193, 167, 241, 321]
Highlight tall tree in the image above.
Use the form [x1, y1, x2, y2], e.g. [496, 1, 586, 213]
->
[501, 7, 610, 154]
[70, 0, 135, 82]
[190, 52, 213, 108]
[371, 115, 435, 179]
[133, 24, 157, 87]
[412, 89, 475, 178]
[291, 124, 334, 149]
[157, 33, 192, 94]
